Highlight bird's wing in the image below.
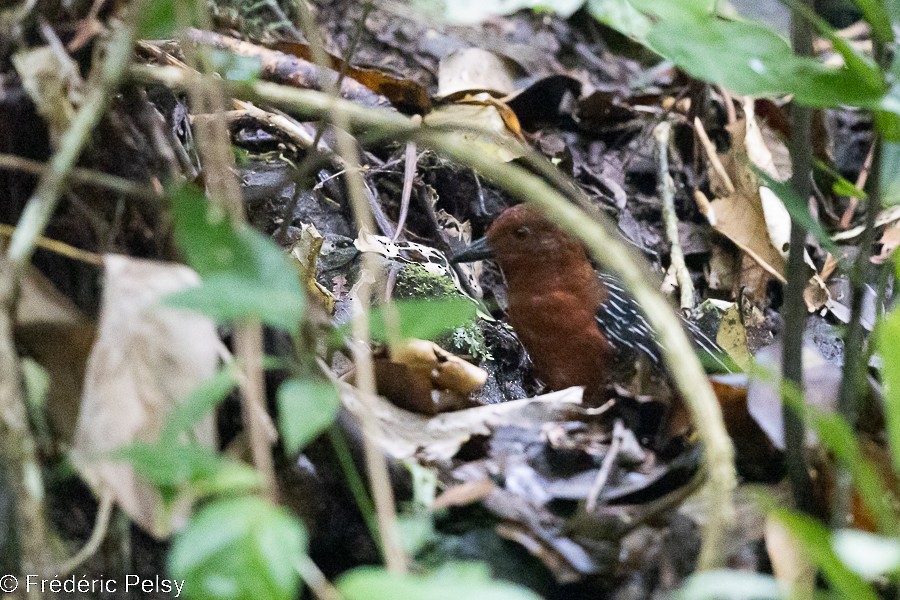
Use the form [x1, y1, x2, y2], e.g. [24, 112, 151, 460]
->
[594, 272, 736, 373]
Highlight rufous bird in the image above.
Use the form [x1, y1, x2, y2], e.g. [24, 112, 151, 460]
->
[452, 204, 733, 398]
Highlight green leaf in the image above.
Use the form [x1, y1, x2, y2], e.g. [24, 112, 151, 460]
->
[116, 442, 222, 488]
[209, 50, 262, 82]
[167, 185, 304, 329]
[770, 509, 879, 600]
[676, 569, 782, 600]
[334, 297, 478, 345]
[783, 389, 900, 535]
[162, 368, 238, 443]
[337, 563, 543, 600]
[881, 141, 900, 206]
[138, 0, 177, 38]
[755, 170, 839, 257]
[879, 308, 900, 471]
[169, 497, 306, 600]
[646, 16, 884, 108]
[166, 275, 304, 330]
[832, 528, 900, 579]
[815, 160, 868, 200]
[850, 0, 893, 44]
[586, 0, 651, 40]
[277, 379, 340, 455]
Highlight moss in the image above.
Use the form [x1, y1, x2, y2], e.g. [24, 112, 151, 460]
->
[393, 263, 459, 300]
[392, 263, 491, 360]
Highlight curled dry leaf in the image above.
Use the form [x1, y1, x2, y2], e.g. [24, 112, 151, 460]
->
[71, 255, 219, 538]
[289, 223, 335, 314]
[436, 47, 523, 100]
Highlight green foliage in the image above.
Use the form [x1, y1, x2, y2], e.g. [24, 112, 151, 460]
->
[879, 307, 900, 473]
[165, 185, 304, 330]
[138, 0, 200, 38]
[169, 497, 307, 600]
[209, 50, 263, 82]
[757, 170, 840, 256]
[277, 379, 340, 455]
[162, 368, 238, 443]
[770, 509, 879, 600]
[783, 385, 900, 535]
[336, 563, 543, 600]
[333, 297, 478, 345]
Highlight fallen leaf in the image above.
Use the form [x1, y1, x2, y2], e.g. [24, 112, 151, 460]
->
[436, 48, 523, 100]
[71, 255, 219, 538]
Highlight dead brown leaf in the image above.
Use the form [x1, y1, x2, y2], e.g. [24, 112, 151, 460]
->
[71, 255, 219, 538]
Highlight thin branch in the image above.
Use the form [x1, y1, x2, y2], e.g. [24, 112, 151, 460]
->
[55, 493, 114, 576]
[586, 419, 624, 512]
[782, 0, 816, 515]
[0, 152, 161, 202]
[655, 121, 694, 309]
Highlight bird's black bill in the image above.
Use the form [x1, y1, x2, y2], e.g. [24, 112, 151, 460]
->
[450, 236, 494, 263]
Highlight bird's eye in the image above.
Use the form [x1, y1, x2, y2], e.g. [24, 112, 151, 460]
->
[513, 226, 530, 239]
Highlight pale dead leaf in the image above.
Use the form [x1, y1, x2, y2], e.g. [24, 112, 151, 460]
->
[436, 48, 522, 100]
[424, 98, 525, 162]
[432, 479, 496, 510]
[715, 303, 752, 371]
[391, 339, 487, 394]
[339, 382, 584, 461]
[873, 221, 900, 264]
[72, 255, 219, 538]
[289, 222, 335, 314]
[765, 516, 815, 598]
[12, 46, 83, 141]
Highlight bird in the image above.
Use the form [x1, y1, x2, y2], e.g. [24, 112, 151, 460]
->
[451, 204, 734, 398]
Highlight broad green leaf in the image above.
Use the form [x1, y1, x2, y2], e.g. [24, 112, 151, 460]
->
[833, 528, 900, 579]
[676, 569, 782, 600]
[815, 160, 868, 200]
[337, 563, 542, 600]
[333, 297, 478, 345]
[167, 185, 304, 329]
[879, 308, 900, 471]
[646, 16, 884, 108]
[433, 0, 585, 24]
[162, 368, 238, 442]
[138, 0, 177, 38]
[169, 497, 306, 600]
[586, 0, 651, 40]
[770, 509, 879, 600]
[277, 379, 339, 454]
[627, 0, 714, 21]
[755, 171, 839, 257]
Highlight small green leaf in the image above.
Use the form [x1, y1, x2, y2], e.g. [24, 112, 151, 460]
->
[881, 140, 900, 206]
[163, 368, 238, 442]
[849, 0, 893, 44]
[209, 50, 263, 82]
[337, 563, 543, 600]
[879, 309, 900, 471]
[770, 509, 879, 600]
[167, 185, 304, 329]
[116, 442, 221, 488]
[166, 275, 304, 330]
[277, 379, 340, 454]
[586, 0, 650, 40]
[138, 0, 177, 38]
[334, 297, 478, 345]
[169, 497, 307, 600]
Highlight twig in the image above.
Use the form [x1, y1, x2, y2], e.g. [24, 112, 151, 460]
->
[0, 152, 159, 202]
[391, 136, 418, 242]
[655, 121, 694, 309]
[293, 0, 407, 573]
[839, 141, 875, 229]
[693, 117, 735, 194]
[586, 419, 624, 512]
[782, 0, 816, 515]
[56, 493, 113, 576]
[0, 224, 103, 265]
[296, 554, 343, 600]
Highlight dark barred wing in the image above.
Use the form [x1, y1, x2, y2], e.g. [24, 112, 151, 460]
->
[595, 272, 736, 373]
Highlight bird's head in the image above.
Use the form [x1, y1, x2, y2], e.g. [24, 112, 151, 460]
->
[451, 204, 585, 273]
